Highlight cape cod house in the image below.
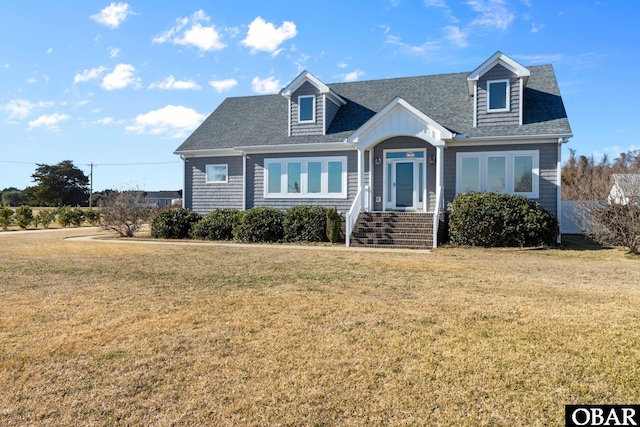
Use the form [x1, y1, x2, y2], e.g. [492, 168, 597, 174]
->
[175, 52, 572, 248]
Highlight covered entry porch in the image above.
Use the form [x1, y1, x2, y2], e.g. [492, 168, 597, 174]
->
[344, 97, 452, 248]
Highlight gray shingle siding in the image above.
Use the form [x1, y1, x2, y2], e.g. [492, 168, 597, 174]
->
[185, 156, 244, 214]
[290, 82, 324, 136]
[325, 97, 341, 134]
[443, 142, 559, 215]
[476, 64, 521, 127]
[246, 150, 357, 214]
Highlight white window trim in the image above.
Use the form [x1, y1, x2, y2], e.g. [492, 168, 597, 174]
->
[298, 95, 316, 123]
[487, 79, 510, 113]
[205, 164, 228, 184]
[264, 156, 348, 199]
[456, 150, 539, 198]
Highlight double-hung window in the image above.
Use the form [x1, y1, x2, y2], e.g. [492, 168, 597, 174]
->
[487, 79, 510, 112]
[456, 150, 539, 198]
[298, 95, 315, 123]
[264, 156, 347, 198]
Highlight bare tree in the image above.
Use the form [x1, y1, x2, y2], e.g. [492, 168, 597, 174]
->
[99, 191, 154, 237]
[563, 150, 640, 253]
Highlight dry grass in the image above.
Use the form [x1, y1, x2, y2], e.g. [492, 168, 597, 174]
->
[1, 229, 639, 426]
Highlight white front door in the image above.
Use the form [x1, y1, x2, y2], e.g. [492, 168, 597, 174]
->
[384, 150, 425, 210]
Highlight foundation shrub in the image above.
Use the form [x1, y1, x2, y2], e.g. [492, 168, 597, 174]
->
[192, 209, 240, 241]
[233, 207, 284, 243]
[151, 208, 202, 239]
[283, 206, 328, 243]
[326, 207, 342, 243]
[449, 192, 559, 247]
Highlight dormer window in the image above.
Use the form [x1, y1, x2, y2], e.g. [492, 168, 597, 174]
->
[487, 79, 509, 112]
[298, 95, 315, 123]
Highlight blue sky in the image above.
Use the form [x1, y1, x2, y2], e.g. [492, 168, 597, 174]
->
[1, 0, 638, 192]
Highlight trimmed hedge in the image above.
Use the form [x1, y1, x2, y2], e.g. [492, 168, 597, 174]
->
[151, 208, 202, 239]
[449, 192, 559, 247]
[283, 206, 328, 243]
[14, 206, 34, 229]
[326, 207, 342, 243]
[233, 207, 284, 243]
[192, 209, 240, 241]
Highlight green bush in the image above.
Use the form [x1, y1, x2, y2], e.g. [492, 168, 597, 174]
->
[151, 208, 202, 239]
[449, 192, 559, 247]
[35, 209, 57, 229]
[14, 206, 34, 229]
[233, 207, 284, 243]
[84, 209, 101, 226]
[283, 206, 328, 243]
[326, 207, 342, 243]
[0, 206, 13, 230]
[192, 209, 240, 241]
[57, 207, 84, 227]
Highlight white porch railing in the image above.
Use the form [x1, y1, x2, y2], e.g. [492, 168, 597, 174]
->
[346, 185, 369, 247]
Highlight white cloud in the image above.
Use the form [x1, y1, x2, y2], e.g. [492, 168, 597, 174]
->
[126, 105, 205, 138]
[74, 66, 108, 84]
[153, 10, 225, 52]
[2, 99, 54, 121]
[424, 0, 447, 6]
[28, 113, 70, 131]
[241, 17, 297, 54]
[337, 60, 349, 69]
[385, 35, 441, 56]
[101, 64, 140, 90]
[444, 26, 468, 47]
[209, 78, 238, 93]
[90, 2, 134, 29]
[531, 22, 545, 33]
[93, 117, 125, 125]
[109, 47, 120, 58]
[467, 0, 514, 31]
[148, 75, 202, 90]
[514, 53, 565, 65]
[47, 48, 53, 54]
[251, 76, 280, 94]
[27, 77, 37, 84]
[341, 70, 365, 82]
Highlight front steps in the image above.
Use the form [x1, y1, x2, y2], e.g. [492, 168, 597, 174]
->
[349, 211, 434, 249]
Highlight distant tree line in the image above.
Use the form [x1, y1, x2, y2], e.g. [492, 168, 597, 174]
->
[562, 149, 640, 201]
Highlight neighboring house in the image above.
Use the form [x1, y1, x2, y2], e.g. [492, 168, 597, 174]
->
[175, 52, 572, 248]
[146, 191, 182, 207]
[608, 174, 640, 205]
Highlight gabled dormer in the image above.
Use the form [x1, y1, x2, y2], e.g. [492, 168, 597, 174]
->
[467, 52, 530, 128]
[281, 71, 346, 137]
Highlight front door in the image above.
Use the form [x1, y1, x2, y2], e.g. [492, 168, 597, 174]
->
[384, 150, 425, 210]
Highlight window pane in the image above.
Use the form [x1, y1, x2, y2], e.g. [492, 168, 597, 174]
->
[514, 156, 533, 193]
[487, 156, 506, 193]
[460, 157, 480, 193]
[308, 162, 321, 193]
[299, 97, 314, 121]
[327, 161, 342, 193]
[489, 81, 507, 110]
[287, 162, 301, 193]
[206, 165, 227, 183]
[267, 163, 282, 194]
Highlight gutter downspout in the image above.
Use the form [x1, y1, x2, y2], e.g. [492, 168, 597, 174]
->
[557, 138, 568, 244]
[180, 155, 186, 209]
[242, 150, 247, 211]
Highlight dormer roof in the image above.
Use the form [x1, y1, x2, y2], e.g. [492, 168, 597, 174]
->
[281, 70, 347, 106]
[466, 51, 530, 95]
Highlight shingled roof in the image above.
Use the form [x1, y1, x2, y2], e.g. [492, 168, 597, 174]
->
[175, 64, 571, 153]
